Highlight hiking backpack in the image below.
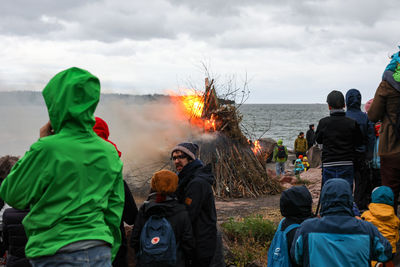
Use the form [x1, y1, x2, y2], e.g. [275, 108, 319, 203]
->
[277, 146, 286, 159]
[267, 219, 300, 267]
[139, 215, 177, 267]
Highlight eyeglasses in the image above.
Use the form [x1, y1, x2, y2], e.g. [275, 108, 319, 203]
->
[171, 155, 187, 161]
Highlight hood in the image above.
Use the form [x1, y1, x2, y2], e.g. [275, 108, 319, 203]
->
[277, 139, 283, 145]
[93, 117, 121, 157]
[93, 117, 109, 139]
[42, 67, 100, 134]
[280, 185, 312, 219]
[345, 89, 362, 110]
[369, 203, 395, 221]
[371, 186, 394, 206]
[320, 178, 353, 216]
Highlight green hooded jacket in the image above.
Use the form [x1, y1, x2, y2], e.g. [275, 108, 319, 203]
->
[0, 67, 124, 260]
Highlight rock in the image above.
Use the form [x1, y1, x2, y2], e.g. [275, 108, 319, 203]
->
[281, 182, 292, 189]
[307, 146, 322, 168]
[279, 175, 295, 184]
[267, 168, 276, 178]
[259, 138, 277, 163]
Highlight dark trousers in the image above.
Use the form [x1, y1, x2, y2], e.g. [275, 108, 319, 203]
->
[353, 156, 372, 211]
[322, 165, 354, 191]
[371, 168, 381, 189]
[381, 155, 400, 214]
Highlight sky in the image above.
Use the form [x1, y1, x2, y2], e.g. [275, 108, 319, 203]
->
[0, 0, 398, 103]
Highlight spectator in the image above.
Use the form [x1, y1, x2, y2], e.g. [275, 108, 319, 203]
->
[171, 143, 217, 267]
[362, 186, 399, 267]
[345, 88, 375, 210]
[272, 139, 288, 177]
[301, 156, 310, 171]
[93, 116, 138, 267]
[368, 71, 400, 213]
[268, 186, 312, 267]
[130, 170, 194, 266]
[291, 178, 392, 266]
[315, 90, 362, 190]
[294, 132, 308, 158]
[0, 67, 125, 266]
[306, 124, 316, 149]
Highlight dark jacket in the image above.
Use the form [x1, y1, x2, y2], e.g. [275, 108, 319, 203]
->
[345, 89, 375, 160]
[2, 208, 31, 267]
[130, 194, 195, 267]
[368, 80, 400, 157]
[315, 110, 363, 164]
[290, 179, 392, 266]
[176, 159, 217, 259]
[279, 186, 313, 267]
[306, 126, 315, 149]
[114, 181, 138, 267]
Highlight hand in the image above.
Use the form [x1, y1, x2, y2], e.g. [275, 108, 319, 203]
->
[40, 121, 54, 138]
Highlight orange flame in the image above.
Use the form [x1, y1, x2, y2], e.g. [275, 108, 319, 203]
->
[181, 94, 204, 118]
[204, 114, 217, 132]
[251, 140, 262, 154]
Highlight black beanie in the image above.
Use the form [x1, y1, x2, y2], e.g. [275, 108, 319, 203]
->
[171, 142, 199, 160]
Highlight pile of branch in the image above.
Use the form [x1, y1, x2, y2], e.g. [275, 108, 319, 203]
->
[195, 78, 280, 197]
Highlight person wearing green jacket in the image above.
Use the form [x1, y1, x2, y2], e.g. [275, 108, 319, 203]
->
[273, 139, 288, 176]
[0, 67, 125, 267]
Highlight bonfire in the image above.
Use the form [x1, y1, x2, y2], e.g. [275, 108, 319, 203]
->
[176, 78, 280, 198]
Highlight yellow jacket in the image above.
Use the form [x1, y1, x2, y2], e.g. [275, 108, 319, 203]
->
[361, 203, 400, 253]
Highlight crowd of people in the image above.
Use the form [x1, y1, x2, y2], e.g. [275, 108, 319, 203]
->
[0, 68, 219, 267]
[269, 49, 400, 266]
[0, 48, 399, 267]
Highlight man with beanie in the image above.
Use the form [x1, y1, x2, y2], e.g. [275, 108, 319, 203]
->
[315, 90, 363, 190]
[171, 143, 217, 267]
[273, 139, 288, 176]
[131, 170, 194, 266]
[0, 68, 125, 266]
[345, 88, 375, 211]
[291, 179, 392, 267]
[268, 186, 312, 267]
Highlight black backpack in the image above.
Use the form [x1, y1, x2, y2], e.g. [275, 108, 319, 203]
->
[387, 104, 400, 140]
[277, 146, 286, 159]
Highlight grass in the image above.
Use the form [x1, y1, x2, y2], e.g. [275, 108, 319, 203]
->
[221, 214, 277, 266]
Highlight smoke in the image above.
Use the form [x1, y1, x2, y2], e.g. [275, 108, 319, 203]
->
[95, 98, 209, 186]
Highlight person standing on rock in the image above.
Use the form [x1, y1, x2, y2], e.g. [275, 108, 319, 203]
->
[315, 90, 363, 190]
[294, 132, 308, 158]
[273, 139, 288, 177]
[0, 67, 125, 266]
[171, 143, 217, 267]
[306, 124, 316, 150]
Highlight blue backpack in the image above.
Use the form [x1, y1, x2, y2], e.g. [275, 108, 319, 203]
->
[267, 219, 299, 267]
[139, 215, 177, 266]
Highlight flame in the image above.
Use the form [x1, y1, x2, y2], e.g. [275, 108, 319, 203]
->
[251, 140, 262, 154]
[204, 114, 217, 132]
[181, 94, 204, 118]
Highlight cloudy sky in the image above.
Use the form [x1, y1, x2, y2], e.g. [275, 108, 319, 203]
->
[0, 0, 398, 103]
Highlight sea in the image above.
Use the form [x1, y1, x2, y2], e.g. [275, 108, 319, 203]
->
[0, 102, 332, 156]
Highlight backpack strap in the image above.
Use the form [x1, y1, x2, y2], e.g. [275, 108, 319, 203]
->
[276, 218, 284, 232]
[282, 222, 300, 235]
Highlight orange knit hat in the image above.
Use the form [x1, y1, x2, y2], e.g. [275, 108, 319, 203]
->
[151, 170, 178, 194]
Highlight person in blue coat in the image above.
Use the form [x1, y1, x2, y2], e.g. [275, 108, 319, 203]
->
[346, 88, 375, 210]
[290, 178, 392, 267]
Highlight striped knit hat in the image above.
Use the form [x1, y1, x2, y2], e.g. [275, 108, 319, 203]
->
[171, 142, 199, 160]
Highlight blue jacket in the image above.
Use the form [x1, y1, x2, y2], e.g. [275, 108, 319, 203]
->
[345, 89, 375, 160]
[290, 179, 392, 267]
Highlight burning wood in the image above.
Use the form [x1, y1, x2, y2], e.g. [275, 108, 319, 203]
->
[175, 78, 280, 198]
